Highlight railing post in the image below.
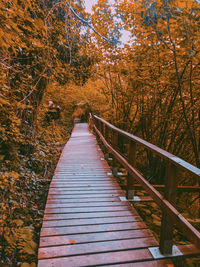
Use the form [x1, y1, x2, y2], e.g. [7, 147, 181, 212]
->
[112, 130, 118, 176]
[105, 125, 109, 141]
[96, 119, 100, 131]
[159, 162, 178, 254]
[88, 113, 93, 131]
[104, 124, 109, 158]
[126, 140, 136, 199]
[99, 121, 103, 134]
[118, 134, 124, 154]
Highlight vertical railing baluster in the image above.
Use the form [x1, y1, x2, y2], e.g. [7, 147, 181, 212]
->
[97, 119, 100, 131]
[104, 125, 109, 158]
[100, 121, 103, 134]
[89, 113, 93, 131]
[105, 125, 109, 141]
[126, 140, 136, 199]
[112, 130, 118, 176]
[159, 162, 178, 254]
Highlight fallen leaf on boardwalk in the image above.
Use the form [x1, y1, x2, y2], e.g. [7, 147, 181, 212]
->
[69, 240, 76, 244]
[88, 184, 91, 186]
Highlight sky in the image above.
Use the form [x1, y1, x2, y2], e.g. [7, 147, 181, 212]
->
[84, 0, 131, 44]
[84, 0, 98, 13]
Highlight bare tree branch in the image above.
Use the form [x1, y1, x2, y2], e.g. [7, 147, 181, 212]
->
[65, 3, 114, 45]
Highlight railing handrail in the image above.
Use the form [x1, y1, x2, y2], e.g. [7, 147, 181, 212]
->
[90, 114, 200, 254]
[93, 115, 200, 179]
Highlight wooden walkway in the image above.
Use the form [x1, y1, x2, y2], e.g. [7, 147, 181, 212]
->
[38, 123, 172, 266]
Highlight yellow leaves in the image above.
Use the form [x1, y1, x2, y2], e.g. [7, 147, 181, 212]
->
[72, 107, 85, 118]
[21, 263, 36, 267]
[0, 97, 10, 107]
[22, 242, 37, 255]
[176, 0, 193, 10]
[69, 240, 76, 244]
[11, 171, 20, 179]
[35, 18, 46, 33]
[13, 219, 24, 226]
[1, 203, 7, 211]
[0, 154, 5, 161]
[32, 40, 44, 48]
[4, 226, 37, 259]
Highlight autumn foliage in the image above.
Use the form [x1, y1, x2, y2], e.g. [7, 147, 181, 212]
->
[1, 0, 200, 265]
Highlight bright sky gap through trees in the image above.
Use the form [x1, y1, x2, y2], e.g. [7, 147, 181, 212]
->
[84, 0, 131, 44]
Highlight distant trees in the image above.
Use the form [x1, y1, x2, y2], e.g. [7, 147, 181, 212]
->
[0, 1, 100, 264]
[88, 0, 200, 168]
[0, 0, 95, 158]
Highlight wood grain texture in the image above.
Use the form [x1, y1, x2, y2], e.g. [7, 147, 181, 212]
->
[40, 222, 147, 237]
[38, 248, 154, 267]
[38, 237, 157, 259]
[39, 229, 154, 247]
[38, 123, 172, 266]
[42, 215, 141, 228]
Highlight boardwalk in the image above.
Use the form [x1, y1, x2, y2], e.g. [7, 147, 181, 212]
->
[38, 123, 172, 266]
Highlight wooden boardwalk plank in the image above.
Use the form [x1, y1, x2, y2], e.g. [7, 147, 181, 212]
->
[48, 189, 122, 194]
[42, 216, 141, 228]
[50, 182, 118, 185]
[50, 185, 119, 189]
[38, 123, 172, 266]
[45, 201, 129, 208]
[50, 185, 118, 189]
[39, 229, 154, 247]
[48, 195, 124, 201]
[113, 259, 173, 267]
[38, 237, 157, 259]
[44, 210, 137, 220]
[44, 206, 134, 214]
[40, 222, 147, 237]
[38, 248, 154, 266]
[46, 197, 120, 203]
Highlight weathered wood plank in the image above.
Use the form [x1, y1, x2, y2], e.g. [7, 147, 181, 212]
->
[52, 177, 112, 181]
[52, 178, 111, 181]
[47, 193, 123, 199]
[45, 201, 129, 208]
[42, 215, 141, 228]
[50, 181, 118, 185]
[44, 210, 138, 220]
[44, 205, 133, 214]
[38, 237, 158, 259]
[53, 173, 113, 175]
[46, 197, 120, 203]
[116, 259, 174, 266]
[50, 185, 119, 189]
[40, 222, 147, 237]
[39, 229, 154, 247]
[38, 248, 154, 267]
[48, 189, 122, 194]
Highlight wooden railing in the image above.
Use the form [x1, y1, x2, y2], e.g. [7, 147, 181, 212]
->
[89, 114, 200, 255]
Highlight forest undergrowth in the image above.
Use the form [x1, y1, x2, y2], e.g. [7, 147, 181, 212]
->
[0, 93, 74, 266]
